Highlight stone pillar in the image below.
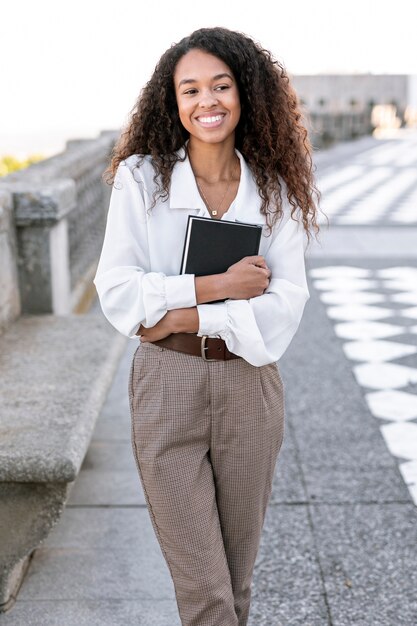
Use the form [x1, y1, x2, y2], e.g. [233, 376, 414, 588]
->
[0, 190, 21, 333]
[11, 179, 76, 314]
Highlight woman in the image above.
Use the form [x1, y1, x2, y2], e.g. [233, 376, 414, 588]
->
[94, 27, 319, 626]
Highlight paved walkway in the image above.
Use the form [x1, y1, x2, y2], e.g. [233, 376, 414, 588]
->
[2, 131, 417, 625]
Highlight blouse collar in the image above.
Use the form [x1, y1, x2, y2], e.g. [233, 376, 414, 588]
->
[169, 144, 263, 225]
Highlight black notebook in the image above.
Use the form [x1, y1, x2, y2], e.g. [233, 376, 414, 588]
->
[180, 215, 262, 276]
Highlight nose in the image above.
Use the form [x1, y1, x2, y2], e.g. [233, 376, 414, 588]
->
[198, 89, 219, 109]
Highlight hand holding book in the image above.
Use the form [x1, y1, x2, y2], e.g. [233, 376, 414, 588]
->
[181, 216, 271, 303]
[194, 256, 271, 305]
[223, 255, 271, 299]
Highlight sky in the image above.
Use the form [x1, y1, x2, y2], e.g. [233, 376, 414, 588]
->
[1, 0, 417, 156]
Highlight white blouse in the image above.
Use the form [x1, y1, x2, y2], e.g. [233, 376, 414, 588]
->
[93, 147, 310, 367]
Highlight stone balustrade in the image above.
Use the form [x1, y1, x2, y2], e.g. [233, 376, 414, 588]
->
[304, 110, 374, 148]
[0, 130, 118, 316]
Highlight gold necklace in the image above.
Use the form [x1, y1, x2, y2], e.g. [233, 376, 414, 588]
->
[194, 158, 239, 218]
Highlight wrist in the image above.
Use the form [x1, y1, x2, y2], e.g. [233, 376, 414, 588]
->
[168, 309, 182, 333]
[170, 308, 199, 334]
[219, 272, 232, 300]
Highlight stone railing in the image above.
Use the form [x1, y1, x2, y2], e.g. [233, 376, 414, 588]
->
[0, 130, 118, 315]
[304, 111, 374, 149]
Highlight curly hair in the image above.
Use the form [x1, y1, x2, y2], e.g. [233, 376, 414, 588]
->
[104, 27, 320, 237]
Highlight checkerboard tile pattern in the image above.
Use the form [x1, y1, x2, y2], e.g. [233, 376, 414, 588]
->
[310, 265, 417, 504]
[317, 135, 417, 225]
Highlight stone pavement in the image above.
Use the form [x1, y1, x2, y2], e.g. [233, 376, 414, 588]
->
[2, 132, 417, 626]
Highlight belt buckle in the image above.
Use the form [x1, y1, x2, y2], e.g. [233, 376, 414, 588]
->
[201, 335, 218, 361]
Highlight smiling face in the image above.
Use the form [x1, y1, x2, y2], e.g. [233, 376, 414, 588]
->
[173, 48, 241, 148]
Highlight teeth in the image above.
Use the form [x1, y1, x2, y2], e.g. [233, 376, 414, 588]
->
[198, 115, 223, 123]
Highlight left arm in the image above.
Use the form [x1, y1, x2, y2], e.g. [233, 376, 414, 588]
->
[195, 213, 310, 366]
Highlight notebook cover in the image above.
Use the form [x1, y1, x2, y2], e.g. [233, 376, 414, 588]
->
[180, 215, 262, 276]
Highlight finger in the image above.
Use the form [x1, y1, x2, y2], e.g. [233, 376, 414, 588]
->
[253, 266, 270, 276]
[242, 255, 265, 264]
[255, 260, 270, 270]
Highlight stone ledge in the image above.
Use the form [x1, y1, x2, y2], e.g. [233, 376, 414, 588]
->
[0, 313, 127, 610]
[0, 482, 70, 611]
[0, 315, 127, 482]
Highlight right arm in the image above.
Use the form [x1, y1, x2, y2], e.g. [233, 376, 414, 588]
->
[94, 161, 197, 337]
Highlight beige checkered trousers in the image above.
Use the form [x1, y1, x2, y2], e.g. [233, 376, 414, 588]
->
[128, 340, 285, 626]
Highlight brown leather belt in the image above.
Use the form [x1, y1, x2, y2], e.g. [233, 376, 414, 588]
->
[151, 333, 240, 361]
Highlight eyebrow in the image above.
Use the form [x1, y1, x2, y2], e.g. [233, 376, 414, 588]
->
[178, 73, 233, 88]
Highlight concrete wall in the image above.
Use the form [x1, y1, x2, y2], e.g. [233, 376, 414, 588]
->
[0, 131, 117, 316]
[0, 190, 20, 334]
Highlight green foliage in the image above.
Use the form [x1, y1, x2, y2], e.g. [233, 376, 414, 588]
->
[0, 154, 45, 177]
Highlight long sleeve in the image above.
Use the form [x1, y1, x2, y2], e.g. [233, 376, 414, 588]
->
[93, 161, 197, 337]
[196, 212, 310, 366]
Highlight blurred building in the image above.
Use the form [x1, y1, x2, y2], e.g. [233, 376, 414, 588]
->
[291, 74, 417, 147]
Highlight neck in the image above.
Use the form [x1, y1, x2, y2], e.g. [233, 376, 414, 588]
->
[187, 136, 238, 183]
